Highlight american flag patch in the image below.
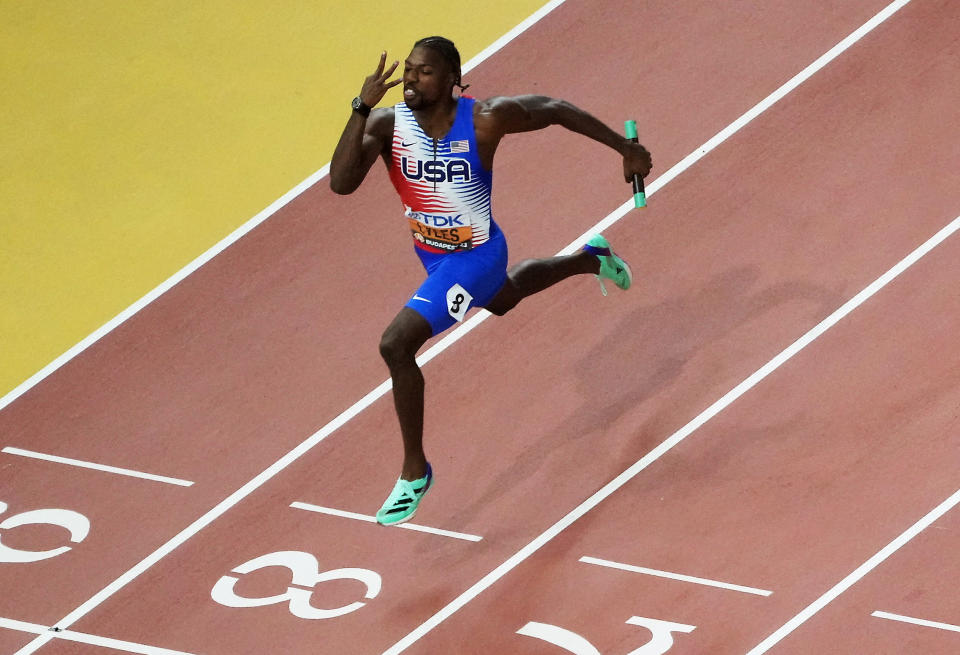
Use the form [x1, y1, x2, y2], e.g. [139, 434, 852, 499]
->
[450, 139, 469, 153]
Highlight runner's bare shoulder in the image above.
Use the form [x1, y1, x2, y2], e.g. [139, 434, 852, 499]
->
[474, 95, 548, 135]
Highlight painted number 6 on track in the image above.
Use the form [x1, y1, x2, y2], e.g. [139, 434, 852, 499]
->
[0, 500, 90, 563]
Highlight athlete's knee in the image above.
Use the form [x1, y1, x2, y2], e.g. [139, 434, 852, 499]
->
[507, 259, 537, 288]
[485, 279, 520, 316]
[379, 311, 431, 367]
[379, 328, 415, 367]
[486, 297, 516, 316]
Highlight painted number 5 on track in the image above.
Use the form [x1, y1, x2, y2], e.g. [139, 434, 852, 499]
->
[518, 616, 696, 655]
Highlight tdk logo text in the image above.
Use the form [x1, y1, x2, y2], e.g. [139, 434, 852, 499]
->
[408, 211, 465, 227]
[401, 157, 471, 183]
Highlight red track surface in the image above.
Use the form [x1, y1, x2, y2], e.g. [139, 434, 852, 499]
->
[2, 1, 959, 654]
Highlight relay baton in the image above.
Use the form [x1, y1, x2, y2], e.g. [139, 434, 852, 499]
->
[624, 119, 646, 208]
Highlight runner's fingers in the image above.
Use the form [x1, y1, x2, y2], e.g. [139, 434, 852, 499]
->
[381, 59, 400, 80]
[374, 51, 387, 76]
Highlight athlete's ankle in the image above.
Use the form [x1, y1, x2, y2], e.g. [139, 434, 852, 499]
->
[400, 457, 428, 481]
[578, 250, 601, 274]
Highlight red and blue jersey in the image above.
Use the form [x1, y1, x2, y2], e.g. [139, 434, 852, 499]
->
[388, 96, 498, 257]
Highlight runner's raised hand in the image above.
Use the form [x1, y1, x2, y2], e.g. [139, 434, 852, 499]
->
[359, 51, 402, 107]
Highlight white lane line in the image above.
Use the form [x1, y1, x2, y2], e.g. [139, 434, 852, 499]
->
[746, 488, 960, 654]
[872, 610, 960, 634]
[0, 617, 196, 655]
[290, 502, 483, 542]
[1, 447, 193, 487]
[579, 556, 772, 597]
[0, 0, 571, 414]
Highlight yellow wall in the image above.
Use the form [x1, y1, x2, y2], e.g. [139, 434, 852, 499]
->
[0, 1, 547, 397]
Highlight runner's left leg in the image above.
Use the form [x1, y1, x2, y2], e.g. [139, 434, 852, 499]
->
[484, 250, 600, 316]
[379, 307, 434, 481]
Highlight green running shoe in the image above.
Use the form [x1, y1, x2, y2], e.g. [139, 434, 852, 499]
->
[376, 463, 433, 525]
[583, 234, 632, 296]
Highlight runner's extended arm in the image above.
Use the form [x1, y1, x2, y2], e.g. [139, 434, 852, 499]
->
[330, 52, 401, 194]
[475, 95, 652, 183]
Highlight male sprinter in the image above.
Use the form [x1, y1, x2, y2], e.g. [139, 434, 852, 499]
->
[330, 36, 651, 525]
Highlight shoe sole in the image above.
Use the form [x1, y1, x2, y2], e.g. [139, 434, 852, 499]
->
[618, 256, 633, 289]
[602, 249, 632, 291]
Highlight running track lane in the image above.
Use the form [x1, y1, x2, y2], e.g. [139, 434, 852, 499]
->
[3, 2, 956, 652]
[5, 0, 952, 652]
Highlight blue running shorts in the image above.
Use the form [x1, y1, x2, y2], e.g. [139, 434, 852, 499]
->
[405, 229, 508, 335]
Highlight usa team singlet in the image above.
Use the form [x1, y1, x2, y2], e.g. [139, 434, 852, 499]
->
[388, 96, 500, 255]
[389, 96, 509, 336]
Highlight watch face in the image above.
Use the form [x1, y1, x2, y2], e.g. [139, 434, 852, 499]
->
[352, 96, 362, 110]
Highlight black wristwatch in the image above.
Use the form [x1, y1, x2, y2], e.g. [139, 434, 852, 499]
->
[351, 96, 371, 118]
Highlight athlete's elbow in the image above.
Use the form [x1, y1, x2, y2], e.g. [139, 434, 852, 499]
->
[329, 172, 358, 195]
[531, 97, 575, 130]
[550, 98, 579, 122]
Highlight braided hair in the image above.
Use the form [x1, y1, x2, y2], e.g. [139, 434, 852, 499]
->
[414, 36, 470, 92]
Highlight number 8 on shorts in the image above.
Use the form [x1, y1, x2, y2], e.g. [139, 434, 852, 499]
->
[446, 283, 473, 322]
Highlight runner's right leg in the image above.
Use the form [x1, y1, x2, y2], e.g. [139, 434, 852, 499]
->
[379, 307, 433, 482]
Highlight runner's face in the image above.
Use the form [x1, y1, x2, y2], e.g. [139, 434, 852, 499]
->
[402, 46, 454, 109]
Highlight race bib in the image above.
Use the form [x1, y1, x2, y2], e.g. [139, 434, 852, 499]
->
[446, 284, 473, 322]
[408, 217, 473, 252]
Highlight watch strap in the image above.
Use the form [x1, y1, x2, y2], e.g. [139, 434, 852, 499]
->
[352, 97, 371, 118]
